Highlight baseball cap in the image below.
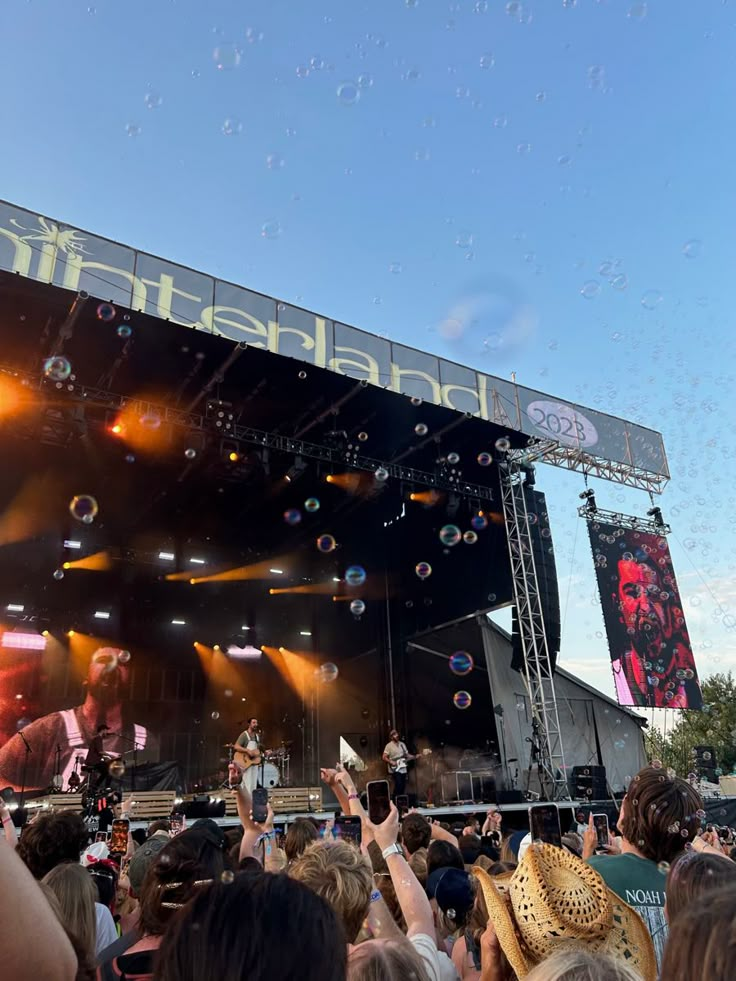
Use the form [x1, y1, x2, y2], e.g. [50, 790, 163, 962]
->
[127, 834, 169, 894]
[426, 867, 475, 923]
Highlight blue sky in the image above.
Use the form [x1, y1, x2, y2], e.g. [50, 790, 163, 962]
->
[2, 0, 735, 709]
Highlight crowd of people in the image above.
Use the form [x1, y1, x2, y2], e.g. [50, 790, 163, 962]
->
[2, 763, 736, 981]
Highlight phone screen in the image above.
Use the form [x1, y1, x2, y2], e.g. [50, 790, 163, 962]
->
[273, 823, 286, 849]
[529, 805, 562, 848]
[95, 831, 110, 843]
[367, 780, 391, 825]
[109, 818, 129, 854]
[335, 816, 362, 846]
[593, 813, 609, 848]
[170, 814, 184, 836]
[396, 794, 409, 815]
[252, 787, 269, 824]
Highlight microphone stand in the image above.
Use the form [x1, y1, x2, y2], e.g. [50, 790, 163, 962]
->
[107, 730, 139, 792]
[18, 731, 32, 811]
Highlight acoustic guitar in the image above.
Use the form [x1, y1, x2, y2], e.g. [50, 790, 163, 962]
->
[224, 743, 268, 770]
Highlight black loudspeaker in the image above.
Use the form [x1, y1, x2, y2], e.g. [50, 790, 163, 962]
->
[510, 489, 561, 674]
[496, 789, 525, 804]
[571, 765, 607, 801]
[694, 745, 718, 782]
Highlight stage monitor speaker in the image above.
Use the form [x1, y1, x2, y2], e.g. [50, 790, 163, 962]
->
[496, 789, 524, 804]
[510, 488, 561, 674]
[570, 765, 607, 801]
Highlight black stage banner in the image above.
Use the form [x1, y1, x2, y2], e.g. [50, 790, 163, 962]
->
[587, 520, 702, 709]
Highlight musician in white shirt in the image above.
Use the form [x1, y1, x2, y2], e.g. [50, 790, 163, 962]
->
[382, 729, 414, 798]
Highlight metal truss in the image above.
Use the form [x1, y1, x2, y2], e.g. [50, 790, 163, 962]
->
[500, 451, 569, 801]
[5, 367, 496, 503]
[576, 504, 671, 536]
[511, 438, 668, 496]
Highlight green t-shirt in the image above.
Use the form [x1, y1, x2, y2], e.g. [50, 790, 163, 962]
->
[587, 852, 667, 969]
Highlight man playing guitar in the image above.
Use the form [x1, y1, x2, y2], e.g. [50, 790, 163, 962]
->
[228, 718, 262, 792]
[382, 729, 415, 799]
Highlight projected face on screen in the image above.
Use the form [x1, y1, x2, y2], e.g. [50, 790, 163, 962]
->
[588, 523, 702, 710]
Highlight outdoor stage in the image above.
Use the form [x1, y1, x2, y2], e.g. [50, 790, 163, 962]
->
[0, 199, 673, 814]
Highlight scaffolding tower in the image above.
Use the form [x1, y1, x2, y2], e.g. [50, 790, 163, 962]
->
[499, 448, 569, 801]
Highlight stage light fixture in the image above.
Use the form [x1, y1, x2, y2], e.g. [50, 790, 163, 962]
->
[63, 540, 82, 550]
[6, 604, 24, 612]
[42, 630, 49, 637]
[647, 506, 665, 529]
[1, 632, 46, 651]
[67, 630, 75, 637]
[228, 451, 239, 462]
[158, 551, 175, 561]
[300, 630, 312, 637]
[94, 611, 110, 620]
[579, 488, 597, 513]
[285, 455, 308, 483]
[241, 625, 250, 630]
[189, 557, 206, 565]
[213, 644, 220, 651]
[171, 619, 186, 626]
[269, 568, 284, 575]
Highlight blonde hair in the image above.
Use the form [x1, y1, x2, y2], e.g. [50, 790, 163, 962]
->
[290, 840, 373, 943]
[43, 863, 97, 961]
[526, 948, 643, 981]
[348, 939, 431, 981]
[408, 847, 428, 886]
[38, 878, 96, 981]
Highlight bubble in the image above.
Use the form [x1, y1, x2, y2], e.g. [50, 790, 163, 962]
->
[495, 437, 511, 452]
[43, 356, 72, 381]
[224, 689, 232, 698]
[222, 117, 243, 136]
[116, 324, 132, 339]
[455, 231, 474, 249]
[463, 530, 478, 545]
[374, 467, 389, 482]
[266, 153, 285, 170]
[477, 452, 492, 467]
[611, 274, 628, 290]
[69, 494, 98, 523]
[517, 143, 532, 155]
[446, 452, 460, 465]
[118, 650, 131, 664]
[641, 289, 663, 310]
[628, 2, 648, 17]
[453, 690, 472, 710]
[410, 396, 423, 407]
[317, 534, 337, 553]
[350, 599, 365, 617]
[580, 280, 601, 299]
[471, 514, 488, 531]
[345, 565, 367, 587]
[389, 262, 402, 275]
[657, 861, 670, 873]
[414, 423, 428, 437]
[298, 370, 307, 380]
[53, 569, 65, 581]
[221, 870, 235, 884]
[213, 44, 242, 70]
[357, 72, 373, 89]
[415, 561, 432, 580]
[357, 431, 368, 442]
[651, 759, 662, 769]
[140, 413, 161, 430]
[125, 123, 141, 137]
[474, 0, 488, 10]
[587, 65, 605, 89]
[449, 651, 474, 676]
[319, 662, 339, 683]
[480, 52, 495, 69]
[96, 302, 116, 322]
[337, 81, 360, 106]
[614, 739, 625, 750]
[211, 711, 220, 720]
[125, 454, 135, 464]
[144, 91, 162, 110]
[682, 239, 702, 259]
[703, 751, 712, 761]
[304, 498, 320, 512]
[439, 524, 462, 547]
[261, 220, 282, 239]
[184, 448, 197, 460]
[284, 509, 302, 526]
[494, 114, 508, 128]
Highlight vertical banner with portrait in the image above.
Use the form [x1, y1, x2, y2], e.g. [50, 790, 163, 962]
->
[587, 519, 702, 709]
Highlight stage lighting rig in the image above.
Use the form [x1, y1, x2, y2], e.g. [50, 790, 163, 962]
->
[647, 505, 666, 529]
[578, 488, 597, 514]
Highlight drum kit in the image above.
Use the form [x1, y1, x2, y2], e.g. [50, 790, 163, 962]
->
[262, 743, 292, 787]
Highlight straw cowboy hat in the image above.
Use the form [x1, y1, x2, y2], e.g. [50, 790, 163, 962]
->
[472, 844, 656, 981]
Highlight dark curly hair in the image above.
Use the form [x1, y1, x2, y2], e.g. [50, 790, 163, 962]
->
[17, 811, 88, 879]
[138, 827, 232, 937]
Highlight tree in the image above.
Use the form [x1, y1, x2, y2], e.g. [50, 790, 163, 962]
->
[647, 673, 736, 777]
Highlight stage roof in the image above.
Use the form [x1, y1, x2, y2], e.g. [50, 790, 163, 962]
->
[0, 200, 668, 493]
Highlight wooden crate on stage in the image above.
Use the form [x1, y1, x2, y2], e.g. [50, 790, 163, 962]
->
[222, 786, 323, 817]
[26, 793, 84, 812]
[129, 790, 177, 821]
